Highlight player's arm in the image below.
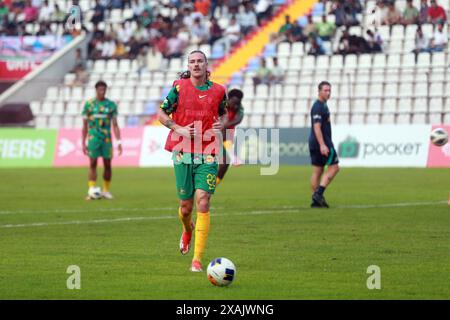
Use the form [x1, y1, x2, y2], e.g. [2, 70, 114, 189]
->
[224, 105, 244, 129]
[312, 106, 329, 157]
[158, 85, 195, 138]
[81, 101, 89, 155]
[212, 93, 228, 135]
[111, 103, 122, 156]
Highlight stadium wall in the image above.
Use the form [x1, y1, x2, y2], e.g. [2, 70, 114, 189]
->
[0, 126, 448, 168]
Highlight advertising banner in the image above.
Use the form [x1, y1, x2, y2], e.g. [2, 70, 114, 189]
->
[427, 125, 450, 167]
[333, 125, 430, 167]
[53, 128, 143, 167]
[0, 129, 56, 167]
[139, 126, 172, 167]
[234, 128, 310, 165]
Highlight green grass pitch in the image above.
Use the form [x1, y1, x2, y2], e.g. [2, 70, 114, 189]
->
[0, 166, 449, 299]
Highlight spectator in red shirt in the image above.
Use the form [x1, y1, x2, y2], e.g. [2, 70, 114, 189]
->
[24, 0, 38, 22]
[194, 0, 210, 16]
[428, 0, 447, 25]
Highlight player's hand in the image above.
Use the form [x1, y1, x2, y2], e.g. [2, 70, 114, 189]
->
[118, 144, 123, 156]
[175, 122, 196, 138]
[320, 144, 330, 157]
[82, 143, 87, 155]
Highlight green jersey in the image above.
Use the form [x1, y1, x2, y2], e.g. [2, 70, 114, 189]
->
[82, 98, 118, 142]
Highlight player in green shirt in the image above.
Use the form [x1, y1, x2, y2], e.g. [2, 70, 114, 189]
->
[82, 80, 122, 200]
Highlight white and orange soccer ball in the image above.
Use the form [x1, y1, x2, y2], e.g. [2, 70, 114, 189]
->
[207, 257, 236, 287]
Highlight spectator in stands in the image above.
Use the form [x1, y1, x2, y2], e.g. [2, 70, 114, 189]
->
[191, 16, 209, 45]
[24, 0, 38, 23]
[263, 32, 278, 57]
[412, 25, 429, 54]
[209, 17, 223, 46]
[383, 1, 401, 26]
[194, 0, 211, 16]
[152, 33, 168, 58]
[116, 21, 133, 45]
[428, 0, 447, 25]
[37, 22, 52, 35]
[252, 58, 271, 94]
[139, 7, 153, 28]
[38, 0, 54, 23]
[128, 36, 141, 59]
[0, 1, 9, 26]
[52, 3, 66, 25]
[315, 15, 336, 41]
[419, 0, 429, 23]
[367, 0, 388, 27]
[131, 0, 145, 20]
[166, 29, 187, 59]
[303, 14, 316, 38]
[180, 0, 194, 11]
[238, 1, 258, 36]
[110, 0, 124, 9]
[288, 19, 308, 43]
[331, 0, 359, 27]
[101, 35, 116, 59]
[401, 0, 419, 25]
[269, 57, 284, 84]
[214, 15, 241, 54]
[113, 39, 127, 59]
[337, 28, 370, 54]
[428, 22, 448, 51]
[91, 0, 106, 25]
[279, 15, 294, 38]
[366, 29, 383, 52]
[307, 34, 326, 56]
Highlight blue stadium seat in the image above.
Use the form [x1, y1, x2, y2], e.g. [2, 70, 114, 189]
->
[246, 57, 261, 71]
[263, 43, 277, 58]
[127, 116, 140, 127]
[229, 72, 244, 86]
[143, 101, 157, 115]
[211, 44, 225, 59]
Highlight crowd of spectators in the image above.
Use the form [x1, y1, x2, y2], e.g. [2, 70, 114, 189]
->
[272, 0, 448, 57]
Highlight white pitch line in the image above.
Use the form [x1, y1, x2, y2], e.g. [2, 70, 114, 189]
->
[0, 207, 175, 215]
[0, 201, 446, 229]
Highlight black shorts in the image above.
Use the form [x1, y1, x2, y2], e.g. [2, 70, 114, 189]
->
[310, 146, 339, 167]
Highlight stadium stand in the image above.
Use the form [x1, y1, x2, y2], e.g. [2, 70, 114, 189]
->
[6, 0, 449, 128]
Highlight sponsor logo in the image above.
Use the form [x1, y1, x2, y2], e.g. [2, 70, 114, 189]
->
[338, 136, 360, 158]
[199, 95, 207, 99]
[58, 138, 76, 157]
[0, 139, 47, 159]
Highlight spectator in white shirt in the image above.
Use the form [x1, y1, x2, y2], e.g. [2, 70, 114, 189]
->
[38, 0, 54, 22]
[101, 35, 116, 58]
[238, 2, 258, 35]
[117, 21, 133, 44]
[214, 15, 241, 54]
[428, 22, 448, 51]
[191, 17, 209, 45]
[413, 25, 429, 54]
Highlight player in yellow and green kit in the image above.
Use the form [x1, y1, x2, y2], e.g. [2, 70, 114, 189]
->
[82, 80, 122, 200]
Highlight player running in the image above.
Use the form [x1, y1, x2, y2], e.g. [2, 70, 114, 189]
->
[158, 50, 227, 272]
[216, 88, 244, 186]
[82, 80, 122, 200]
[309, 81, 340, 208]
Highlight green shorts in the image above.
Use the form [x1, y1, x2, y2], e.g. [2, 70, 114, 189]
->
[88, 137, 113, 159]
[172, 151, 219, 200]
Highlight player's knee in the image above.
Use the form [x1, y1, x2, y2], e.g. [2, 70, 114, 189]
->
[196, 195, 210, 212]
[180, 201, 193, 216]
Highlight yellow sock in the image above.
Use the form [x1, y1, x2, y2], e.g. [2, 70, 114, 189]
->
[103, 180, 111, 192]
[193, 212, 210, 263]
[88, 180, 96, 188]
[216, 177, 222, 186]
[178, 207, 193, 232]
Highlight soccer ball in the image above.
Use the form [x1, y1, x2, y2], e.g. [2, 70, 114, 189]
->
[207, 257, 236, 287]
[88, 186, 102, 199]
[430, 128, 448, 146]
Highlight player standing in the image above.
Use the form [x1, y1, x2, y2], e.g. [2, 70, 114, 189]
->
[309, 81, 340, 208]
[158, 51, 227, 272]
[82, 80, 122, 200]
[216, 88, 244, 186]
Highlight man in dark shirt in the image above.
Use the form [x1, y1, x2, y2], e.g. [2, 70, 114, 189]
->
[309, 81, 340, 208]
